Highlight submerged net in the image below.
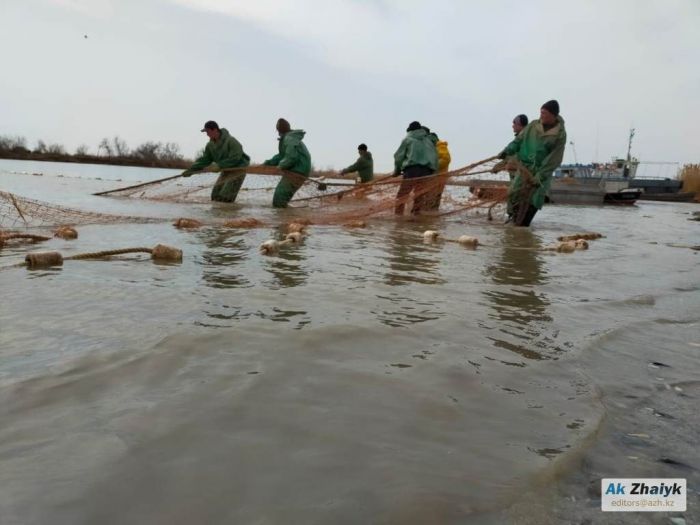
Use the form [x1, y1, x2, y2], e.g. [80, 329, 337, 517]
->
[95, 157, 509, 224]
[1, 157, 509, 229]
[0, 190, 160, 230]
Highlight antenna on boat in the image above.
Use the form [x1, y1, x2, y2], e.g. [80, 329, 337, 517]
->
[626, 128, 635, 162]
[569, 140, 578, 164]
[595, 122, 600, 164]
[623, 128, 635, 178]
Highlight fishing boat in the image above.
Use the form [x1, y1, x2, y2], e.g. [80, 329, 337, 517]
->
[549, 129, 642, 206]
[549, 162, 641, 206]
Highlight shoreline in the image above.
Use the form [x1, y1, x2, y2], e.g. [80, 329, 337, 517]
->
[0, 152, 190, 170]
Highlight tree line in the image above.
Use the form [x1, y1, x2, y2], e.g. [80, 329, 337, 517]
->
[0, 135, 191, 168]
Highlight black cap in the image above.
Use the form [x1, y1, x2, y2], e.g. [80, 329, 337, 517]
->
[201, 120, 219, 132]
[514, 114, 529, 127]
[541, 100, 560, 116]
[358, 143, 367, 151]
[406, 121, 422, 132]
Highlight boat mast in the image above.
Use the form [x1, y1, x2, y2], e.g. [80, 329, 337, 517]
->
[624, 128, 635, 178]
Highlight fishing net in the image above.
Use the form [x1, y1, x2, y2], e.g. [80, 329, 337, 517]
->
[1, 157, 510, 230]
[92, 165, 351, 204]
[0, 190, 159, 230]
[94, 157, 509, 225]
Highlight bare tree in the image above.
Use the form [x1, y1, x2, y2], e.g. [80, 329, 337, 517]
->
[46, 143, 66, 155]
[97, 138, 113, 157]
[161, 142, 182, 161]
[75, 144, 89, 156]
[34, 140, 47, 154]
[0, 135, 28, 153]
[112, 136, 129, 157]
[131, 141, 162, 162]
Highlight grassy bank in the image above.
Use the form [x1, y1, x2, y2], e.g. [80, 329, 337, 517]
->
[0, 151, 191, 170]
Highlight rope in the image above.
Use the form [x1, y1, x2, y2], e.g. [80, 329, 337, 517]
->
[0, 233, 51, 242]
[66, 247, 153, 260]
[290, 155, 501, 204]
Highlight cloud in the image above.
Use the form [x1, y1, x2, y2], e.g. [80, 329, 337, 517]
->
[47, 0, 115, 18]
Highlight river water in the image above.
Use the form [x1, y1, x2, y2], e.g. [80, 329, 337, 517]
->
[0, 160, 698, 524]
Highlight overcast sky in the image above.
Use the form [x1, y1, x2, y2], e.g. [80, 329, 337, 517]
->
[1, 0, 698, 171]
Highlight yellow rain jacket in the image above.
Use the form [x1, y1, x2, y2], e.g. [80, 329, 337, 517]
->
[436, 140, 451, 172]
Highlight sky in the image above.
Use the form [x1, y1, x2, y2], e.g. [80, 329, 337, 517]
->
[1, 0, 698, 172]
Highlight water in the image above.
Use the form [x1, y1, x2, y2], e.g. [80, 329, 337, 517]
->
[1, 160, 698, 524]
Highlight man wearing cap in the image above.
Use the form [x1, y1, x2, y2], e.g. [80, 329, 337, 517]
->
[497, 101, 566, 226]
[393, 121, 438, 215]
[181, 121, 250, 203]
[340, 143, 374, 183]
[263, 118, 312, 208]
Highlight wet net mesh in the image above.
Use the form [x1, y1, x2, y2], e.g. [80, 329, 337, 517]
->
[0, 191, 160, 230]
[1, 157, 509, 229]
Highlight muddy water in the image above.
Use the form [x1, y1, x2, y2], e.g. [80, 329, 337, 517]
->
[0, 161, 698, 524]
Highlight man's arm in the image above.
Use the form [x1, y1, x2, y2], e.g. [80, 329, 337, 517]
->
[501, 134, 523, 159]
[277, 141, 300, 171]
[341, 157, 362, 175]
[182, 146, 213, 175]
[393, 140, 408, 175]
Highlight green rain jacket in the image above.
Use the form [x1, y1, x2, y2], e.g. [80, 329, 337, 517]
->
[341, 151, 374, 182]
[393, 129, 437, 174]
[501, 116, 567, 209]
[185, 128, 250, 173]
[263, 130, 312, 176]
[263, 130, 312, 208]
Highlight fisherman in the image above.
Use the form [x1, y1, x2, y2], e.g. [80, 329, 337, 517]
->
[393, 121, 437, 215]
[423, 128, 451, 211]
[263, 118, 312, 208]
[497, 100, 566, 226]
[340, 143, 374, 183]
[507, 114, 529, 183]
[181, 120, 250, 203]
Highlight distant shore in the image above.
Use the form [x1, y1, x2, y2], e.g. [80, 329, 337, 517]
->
[0, 152, 191, 170]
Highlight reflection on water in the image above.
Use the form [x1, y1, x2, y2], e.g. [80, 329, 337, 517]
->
[3, 164, 700, 524]
[482, 228, 555, 361]
[197, 229, 251, 289]
[382, 227, 445, 286]
[261, 226, 309, 289]
[374, 226, 446, 327]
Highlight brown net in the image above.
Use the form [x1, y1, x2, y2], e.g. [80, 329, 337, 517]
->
[0, 190, 160, 229]
[94, 157, 509, 224]
[1, 157, 509, 230]
[92, 165, 349, 204]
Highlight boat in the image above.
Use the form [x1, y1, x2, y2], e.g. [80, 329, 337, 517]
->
[549, 161, 641, 206]
[549, 129, 643, 206]
[627, 174, 695, 201]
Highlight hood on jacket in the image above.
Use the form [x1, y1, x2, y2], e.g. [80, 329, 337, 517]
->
[281, 129, 306, 143]
[406, 128, 428, 140]
[214, 128, 232, 142]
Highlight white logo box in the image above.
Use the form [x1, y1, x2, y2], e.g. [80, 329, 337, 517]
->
[601, 478, 687, 512]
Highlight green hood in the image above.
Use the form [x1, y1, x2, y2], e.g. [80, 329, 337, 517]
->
[187, 127, 249, 172]
[394, 129, 438, 173]
[503, 115, 567, 209]
[263, 129, 312, 176]
[341, 150, 374, 182]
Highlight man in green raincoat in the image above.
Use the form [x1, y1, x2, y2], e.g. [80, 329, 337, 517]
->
[498, 101, 566, 226]
[340, 143, 374, 183]
[181, 121, 250, 203]
[393, 121, 437, 215]
[263, 118, 312, 208]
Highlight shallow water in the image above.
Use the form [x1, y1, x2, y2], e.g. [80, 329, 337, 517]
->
[1, 160, 698, 524]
